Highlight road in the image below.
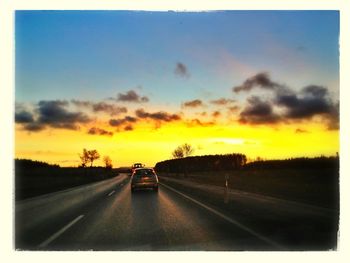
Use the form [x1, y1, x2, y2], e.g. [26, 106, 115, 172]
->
[15, 175, 338, 251]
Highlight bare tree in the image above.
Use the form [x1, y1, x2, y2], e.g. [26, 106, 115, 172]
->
[172, 146, 184, 158]
[79, 148, 89, 167]
[79, 149, 100, 168]
[87, 149, 100, 167]
[103, 155, 113, 169]
[171, 143, 194, 177]
[171, 143, 194, 159]
[182, 143, 194, 157]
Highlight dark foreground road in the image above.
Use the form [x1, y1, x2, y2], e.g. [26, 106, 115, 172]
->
[15, 175, 338, 251]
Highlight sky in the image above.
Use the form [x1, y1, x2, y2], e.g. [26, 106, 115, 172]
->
[15, 10, 339, 167]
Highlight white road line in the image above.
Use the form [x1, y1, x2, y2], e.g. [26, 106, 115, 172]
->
[160, 183, 285, 250]
[37, 215, 84, 248]
[108, 190, 116, 196]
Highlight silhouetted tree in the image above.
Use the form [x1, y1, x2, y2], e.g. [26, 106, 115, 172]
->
[79, 149, 100, 168]
[79, 149, 89, 167]
[171, 143, 195, 177]
[182, 143, 194, 157]
[87, 149, 100, 167]
[172, 143, 194, 159]
[172, 146, 184, 158]
[103, 155, 113, 169]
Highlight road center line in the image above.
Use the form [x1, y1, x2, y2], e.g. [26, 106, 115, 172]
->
[108, 190, 116, 196]
[37, 215, 84, 248]
[160, 182, 285, 250]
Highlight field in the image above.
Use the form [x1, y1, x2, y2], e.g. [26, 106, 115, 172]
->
[15, 166, 119, 201]
[160, 167, 339, 209]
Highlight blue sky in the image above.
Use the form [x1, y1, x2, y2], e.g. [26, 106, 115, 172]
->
[16, 10, 339, 105]
[14, 10, 340, 166]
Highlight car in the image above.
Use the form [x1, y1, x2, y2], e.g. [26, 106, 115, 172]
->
[130, 163, 144, 175]
[131, 168, 159, 193]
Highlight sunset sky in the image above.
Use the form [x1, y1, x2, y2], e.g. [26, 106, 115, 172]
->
[15, 10, 339, 167]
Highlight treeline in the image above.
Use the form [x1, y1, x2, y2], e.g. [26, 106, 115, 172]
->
[244, 156, 339, 170]
[15, 159, 60, 169]
[155, 155, 339, 174]
[15, 158, 113, 170]
[155, 153, 247, 173]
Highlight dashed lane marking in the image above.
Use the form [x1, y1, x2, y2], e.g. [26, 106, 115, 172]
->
[108, 190, 116, 196]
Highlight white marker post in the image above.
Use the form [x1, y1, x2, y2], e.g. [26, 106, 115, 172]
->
[224, 173, 229, 204]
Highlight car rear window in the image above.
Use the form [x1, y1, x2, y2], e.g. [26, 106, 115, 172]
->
[134, 169, 155, 177]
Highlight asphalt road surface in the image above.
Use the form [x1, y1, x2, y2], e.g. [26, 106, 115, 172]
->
[15, 175, 337, 251]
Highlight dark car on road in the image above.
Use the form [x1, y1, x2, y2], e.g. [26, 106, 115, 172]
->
[131, 168, 159, 192]
[130, 163, 144, 176]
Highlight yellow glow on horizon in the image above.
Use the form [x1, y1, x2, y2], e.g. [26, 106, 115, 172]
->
[15, 120, 339, 167]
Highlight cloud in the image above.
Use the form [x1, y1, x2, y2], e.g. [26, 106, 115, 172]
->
[71, 100, 92, 108]
[15, 104, 36, 127]
[210, 98, 235, 105]
[195, 111, 207, 117]
[275, 85, 337, 120]
[109, 109, 180, 130]
[227, 106, 240, 113]
[212, 111, 221, 118]
[302, 85, 328, 97]
[116, 90, 149, 103]
[233, 72, 284, 93]
[87, 127, 113, 136]
[174, 62, 190, 78]
[23, 123, 46, 132]
[16, 100, 92, 132]
[295, 128, 308, 133]
[239, 96, 280, 124]
[109, 116, 138, 127]
[37, 100, 90, 129]
[235, 73, 339, 128]
[92, 102, 127, 116]
[325, 101, 339, 130]
[186, 118, 215, 127]
[15, 110, 34, 123]
[182, 99, 204, 108]
[135, 108, 181, 122]
[71, 100, 128, 116]
[124, 125, 134, 131]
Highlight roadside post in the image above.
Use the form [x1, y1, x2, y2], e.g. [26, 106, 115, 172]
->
[224, 173, 229, 204]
